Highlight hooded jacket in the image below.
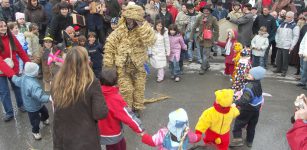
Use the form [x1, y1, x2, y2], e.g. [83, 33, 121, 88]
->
[169, 33, 187, 62]
[217, 29, 238, 64]
[98, 85, 144, 145]
[251, 32, 269, 57]
[12, 73, 49, 112]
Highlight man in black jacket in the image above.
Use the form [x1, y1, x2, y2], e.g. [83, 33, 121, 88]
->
[252, 7, 277, 68]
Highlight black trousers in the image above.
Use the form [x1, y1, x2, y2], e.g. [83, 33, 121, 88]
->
[276, 48, 290, 73]
[179, 50, 187, 71]
[27, 105, 49, 133]
[232, 110, 260, 143]
[271, 40, 277, 64]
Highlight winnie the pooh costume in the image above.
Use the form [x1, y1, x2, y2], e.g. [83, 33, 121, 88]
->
[195, 89, 239, 150]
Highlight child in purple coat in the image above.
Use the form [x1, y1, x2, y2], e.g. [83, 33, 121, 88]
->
[168, 24, 187, 82]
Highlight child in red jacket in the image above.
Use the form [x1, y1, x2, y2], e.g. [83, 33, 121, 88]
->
[98, 68, 145, 150]
[216, 29, 238, 75]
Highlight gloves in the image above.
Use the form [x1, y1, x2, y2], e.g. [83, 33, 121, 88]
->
[148, 54, 153, 57]
[226, 17, 230, 20]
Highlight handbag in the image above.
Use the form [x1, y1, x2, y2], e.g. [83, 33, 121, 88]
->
[0, 43, 14, 74]
[203, 28, 213, 40]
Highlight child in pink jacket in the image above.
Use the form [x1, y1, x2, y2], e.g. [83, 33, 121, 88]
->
[141, 108, 199, 150]
[168, 24, 187, 82]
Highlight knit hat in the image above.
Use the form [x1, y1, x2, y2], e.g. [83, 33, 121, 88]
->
[15, 12, 25, 20]
[24, 62, 39, 77]
[249, 66, 266, 80]
[122, 3, 145, 22]
[167, 108, 189, 145]
[215, 89, 234, 107]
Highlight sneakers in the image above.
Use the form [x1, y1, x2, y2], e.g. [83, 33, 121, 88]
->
[175, 77, 180, 82]
[32, 132, 42, 140]
[42, 119, 49, 125]
[246, 141, 253, 147]
[3, 115, 14, 122]
[229, 138, 244, 147]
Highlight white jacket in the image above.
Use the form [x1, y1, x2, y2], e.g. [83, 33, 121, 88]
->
[299, 33, 307, 59]
[275, 21, 300, 50]
[251, 33, 269, 57]
[148, 29, 170, 69]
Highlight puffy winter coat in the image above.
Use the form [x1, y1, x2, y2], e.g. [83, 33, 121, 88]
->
[149, 29, 170, 69]
[24, 31, 41, 57]
[169, 34, 187, 62]
[98, 85, 144, 145]
[275, 21, 300, 50]
[287, 119, 307, 150]
[167, 4, 178, 22]
[251, 33, 269, 57]
[24, 5, 49, 31]
[155, 12, 173, 28]
[12, 75, 49, 112]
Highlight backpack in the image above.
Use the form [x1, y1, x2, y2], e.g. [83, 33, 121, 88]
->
[243, 87, 263, 106]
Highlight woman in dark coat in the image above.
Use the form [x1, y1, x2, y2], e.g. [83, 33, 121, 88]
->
[24, 0, 49, 43]
[51, 46, 108, 150]
[48, 1, 73, 44]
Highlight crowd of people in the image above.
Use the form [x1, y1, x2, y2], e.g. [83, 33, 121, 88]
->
[0, 0, 307, 149]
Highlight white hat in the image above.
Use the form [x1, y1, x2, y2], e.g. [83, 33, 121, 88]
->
[24, 62, 39, 77]
[167, 108, 189, 146]
[15, 12, 25, 20]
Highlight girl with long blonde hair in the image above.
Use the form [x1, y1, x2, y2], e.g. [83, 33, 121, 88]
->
[51, 46, 108, 150]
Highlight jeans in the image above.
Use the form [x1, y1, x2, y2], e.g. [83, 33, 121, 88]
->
[169, 58, 180, 77]
[200, 47, 211, 70]
[0, 76, 24, 117]
[28, 105, 49, 133]
[276, 48, 289, 73]
[252, 55, 264, 67]
[299, 57, 307, 85]
[179, 50, 187, 71]
[233, 110, 260, 143]
[185, 32, 201, 62]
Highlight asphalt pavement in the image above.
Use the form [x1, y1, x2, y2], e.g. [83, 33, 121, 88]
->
[0, 58, 303, 150]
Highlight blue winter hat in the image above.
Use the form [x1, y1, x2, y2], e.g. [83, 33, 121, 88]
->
[249, 66, 266, 80]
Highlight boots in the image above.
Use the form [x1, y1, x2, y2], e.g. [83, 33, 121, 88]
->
[229, 138, 244, 147]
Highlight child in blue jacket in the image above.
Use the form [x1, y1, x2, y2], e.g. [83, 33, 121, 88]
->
[12, 62, 50, 140]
